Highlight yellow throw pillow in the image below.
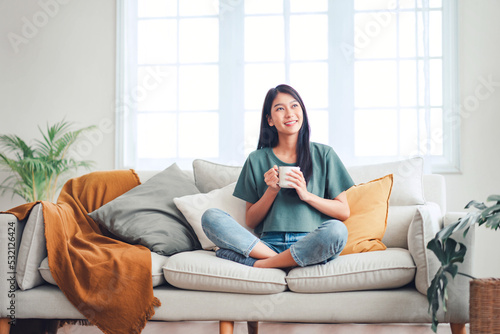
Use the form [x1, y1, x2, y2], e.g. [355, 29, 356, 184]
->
[340, 174, 393, 256]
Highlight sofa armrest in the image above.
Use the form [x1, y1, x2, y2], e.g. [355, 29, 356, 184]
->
[0, 213, 24, 319]
[408, 202, 443, 295]
[408, 208, 474, 324]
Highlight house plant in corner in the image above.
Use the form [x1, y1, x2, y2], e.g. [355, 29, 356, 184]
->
[427, 195, 500, 333]
[0, 120, 96, 202]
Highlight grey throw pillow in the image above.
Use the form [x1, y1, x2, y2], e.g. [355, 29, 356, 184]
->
[89, 163, 201, 256]
[193, 159, 242, 193]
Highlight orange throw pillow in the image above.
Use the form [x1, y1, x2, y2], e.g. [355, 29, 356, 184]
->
[340, 174, 393, 256]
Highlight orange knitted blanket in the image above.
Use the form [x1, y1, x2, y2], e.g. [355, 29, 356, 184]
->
[6, 170, 160, 334]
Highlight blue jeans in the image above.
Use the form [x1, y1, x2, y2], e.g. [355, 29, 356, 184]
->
[201, 208, 348, 267]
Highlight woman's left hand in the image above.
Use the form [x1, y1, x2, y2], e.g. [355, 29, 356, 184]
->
[286, 169, 311, 202]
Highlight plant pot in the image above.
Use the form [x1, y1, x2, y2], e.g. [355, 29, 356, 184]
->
[469, 278, 500, 333]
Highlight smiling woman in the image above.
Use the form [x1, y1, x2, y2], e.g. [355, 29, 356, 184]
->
[201, 84, 354, 270]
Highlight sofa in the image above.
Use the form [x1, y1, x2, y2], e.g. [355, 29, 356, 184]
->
[0, 157, 473, 334]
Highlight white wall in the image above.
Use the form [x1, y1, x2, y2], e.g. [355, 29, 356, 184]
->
[445, 0, 500, 278]
[0, 0, 116, 209]
[0, 0, 499, 277]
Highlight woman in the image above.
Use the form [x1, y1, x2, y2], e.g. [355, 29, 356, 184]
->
[202, 84, 354, 268]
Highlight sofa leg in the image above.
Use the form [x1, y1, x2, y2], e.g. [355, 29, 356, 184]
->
[247, 321, 258, 334]
[220, 321, 234, 334]
[0, 318, 10, 334]
[450, 323, 466, 334]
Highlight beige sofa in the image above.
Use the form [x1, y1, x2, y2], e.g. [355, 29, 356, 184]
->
[0, 157, 473, 334]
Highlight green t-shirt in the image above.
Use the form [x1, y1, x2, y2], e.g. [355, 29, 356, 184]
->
[233, 142, 354, 234]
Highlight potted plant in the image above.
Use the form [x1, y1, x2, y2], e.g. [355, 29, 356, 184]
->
[426, 195, 500, 332]
[0, 120, 96, 202]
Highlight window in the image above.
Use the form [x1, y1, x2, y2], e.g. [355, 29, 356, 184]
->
[116, 0, 459, 172]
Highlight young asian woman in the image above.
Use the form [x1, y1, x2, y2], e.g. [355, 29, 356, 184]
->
[201, 84, 354, 268]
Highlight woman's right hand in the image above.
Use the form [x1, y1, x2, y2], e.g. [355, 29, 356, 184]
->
[264, 165, 280, 192]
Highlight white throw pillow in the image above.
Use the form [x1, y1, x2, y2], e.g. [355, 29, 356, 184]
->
[38, 252, 169, 288]
[347, 157, 425, 206]
[286, 248, 416, 293]
[174, 182, 254, 250]
[16, 203, 47, 290]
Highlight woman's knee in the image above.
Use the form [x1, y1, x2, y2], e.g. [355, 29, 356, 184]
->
[323, 220, 348, 244]
[201, 208, 225, 231]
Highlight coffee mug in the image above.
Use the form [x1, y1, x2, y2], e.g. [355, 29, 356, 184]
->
[278, 166, 300, 188]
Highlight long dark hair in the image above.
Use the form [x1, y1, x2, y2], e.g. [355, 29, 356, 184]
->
[257, 84, 313, 183]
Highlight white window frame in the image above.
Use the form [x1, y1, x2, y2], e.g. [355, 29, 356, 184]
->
[116, 0, 460, 173]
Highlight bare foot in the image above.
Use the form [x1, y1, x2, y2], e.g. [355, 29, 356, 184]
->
[253, 249, 298, 269]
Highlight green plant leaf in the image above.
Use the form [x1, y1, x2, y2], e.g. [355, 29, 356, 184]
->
[485, 213, 500, 230]
[427, 238, 446, 264]
[463, 226, 471, 238]
[0, 135, 34, 158]
[486, 194, 500, 203]
[455, 212, 480, 232]
[481, 204, 500, 220]
[444, 264, 458, 278]
[427, 268, 446, 333]
[0, 120, 96, 202]
[465, 200, 487, 210]
[435, 221, 459, 241]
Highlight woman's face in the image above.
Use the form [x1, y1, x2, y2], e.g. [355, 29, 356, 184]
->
[267, 92, 304, 136]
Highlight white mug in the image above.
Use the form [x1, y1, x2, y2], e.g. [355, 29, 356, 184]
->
[278, 166, 300, 188]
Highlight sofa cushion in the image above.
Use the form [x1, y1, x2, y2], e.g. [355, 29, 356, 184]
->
[163, 250, 287, 294]
[340, 174, 393, 255]
[88, 163, 201, 256]
[193, 159, 242, 193]
[383, 205, 419, 249]
[286, 248, 416, 293]
[16, 203, 47, 290]
[347, 157, 425, 206]
[38, 252, 169, 288]
[407, 202, 442, 295]
[174, 182, 256, 250]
